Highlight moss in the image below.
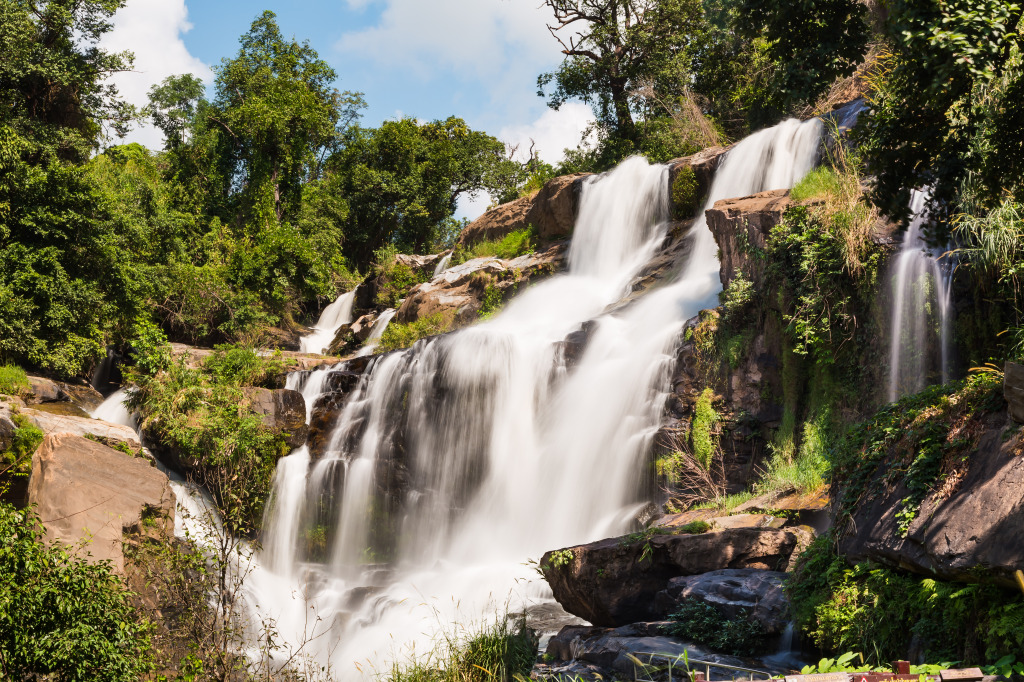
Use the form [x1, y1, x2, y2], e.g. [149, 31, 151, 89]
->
[671, 165, 701, 219]
[377, 311, 456, 353]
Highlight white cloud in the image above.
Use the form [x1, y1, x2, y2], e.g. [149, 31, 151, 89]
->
[100, 0, 212, 150]
[499, 102, 595, 166]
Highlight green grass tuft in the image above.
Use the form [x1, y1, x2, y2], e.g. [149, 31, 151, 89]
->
[377, 312, 455, 353]
[453, 226, 536, 266]
[0, 365, 29, 397]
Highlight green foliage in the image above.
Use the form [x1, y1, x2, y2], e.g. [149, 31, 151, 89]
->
[672, 166, 701, 219]
[545, 549, 575, 571]
[0, 364, 28, 396]
[679, 519, 711, 534]
[127, 341, 292, 535]
[738, 0, 869, 107]
[372, 245, 429, 309]
[832, 373, 1003, 536]
[664, 600, 768, 656]
[478, 284, 505, 319]
[791, 167, 845, 203]
[384, 614, 537, 682]
[1, 411, 44, 479]
[787, 535, 1024, 663]
[691, 388, 719, 470]
[0, 502, 153, 680]
[203, 344, 290, 387]
[452, 226, 537, 266]
[377, 312, 456, 354]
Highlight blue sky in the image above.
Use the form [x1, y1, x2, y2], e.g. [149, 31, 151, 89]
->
[100, 0, 596, 218]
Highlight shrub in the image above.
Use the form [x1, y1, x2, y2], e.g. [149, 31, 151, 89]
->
[0, 503, 153, 680]
[664, 599, 768, 656]
[0, 365, 29, 396]
[691, 388, 719, 470]
[452, 226, 536, 266]
[378, 311, 456, 353]
[373, 245, 429, 308]
[1, 412, 44, 482]
[203, 344, 290, 387]
[671, 165, 701, 219]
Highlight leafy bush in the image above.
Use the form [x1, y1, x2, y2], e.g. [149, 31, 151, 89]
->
[788, 535, 1024, 664]
[378, 312, 456, 353]
[0, 503, 153, 680]
[0, 365, 29, 396]
[672, 165, 701, 219]
[372, 245, 429, 308]
[452, 226, 536, 266]
[691, 388, 719, 470]
[203, 344, 290, 387]
[664, 599, 768, 656]
[1, 412, 44, 481]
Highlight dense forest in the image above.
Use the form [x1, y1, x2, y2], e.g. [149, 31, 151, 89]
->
[3, 0, 1024, 679]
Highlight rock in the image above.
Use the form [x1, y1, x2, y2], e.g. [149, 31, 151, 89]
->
[0, 412, 15, 452]
[705, 189, 792, 289]
[546, 622, 747, 675]
[396, 253, 443, 275]
[541, 526, 813, 626]
[170, 343, 344, 370]
[668, 146, 729, 216]
[654, 569, 791, 633]
[457, 174, 590, 248]
[14, 406, 140, 447]
[733, 488, 831, 535]
[27, 433, 175, 574]
[242, 388, 308, 448]
[395, 243, 566, 327]
[838, 412, 1024, 586]
[57, 382, 105, 413]
[1004, 362, 1024, 423]
[25, 376, 62, 404]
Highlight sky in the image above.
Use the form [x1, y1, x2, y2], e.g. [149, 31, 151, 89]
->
[99, 0, 596, 219]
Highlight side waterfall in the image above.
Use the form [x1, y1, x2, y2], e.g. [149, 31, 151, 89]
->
[887, 190, 953, 401]
[300, 290, 357, 355]
[250, 117, 823, 675]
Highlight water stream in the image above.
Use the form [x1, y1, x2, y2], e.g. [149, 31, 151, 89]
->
[248, 117, 823, 675]
[887, 190, 953, 401]
[300, 290, 357, 355]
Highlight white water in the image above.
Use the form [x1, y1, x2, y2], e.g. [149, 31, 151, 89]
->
[152, 117, 824, 677]
[433, 252, 453, 278]
[300, 290, 357, 355]
[887, 190, 952, 401]
[89, 387, 136, 427]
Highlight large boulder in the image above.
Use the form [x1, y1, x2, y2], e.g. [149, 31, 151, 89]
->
[705, 189, 792, 289]
[395, 243, 567, 327]
[242, 387, 308, 448]
[10, 404, 141, 447]
[541, 526, 813, 626]
[457, 174, 590, 248]
[838, 411, 1024, 587]
[25, 376, 62, 404]
[654, 569, 790, 634]
[27, 433, 175, 574]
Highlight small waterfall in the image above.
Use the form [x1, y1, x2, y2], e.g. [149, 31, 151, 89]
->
[433, 252, 453, 278]
[89, 388, 136, 427]
[299, 290, 356, 355]
[242, 118, 824, 676]
[354, 308, 396, 357]
[888, 190, 953, 401]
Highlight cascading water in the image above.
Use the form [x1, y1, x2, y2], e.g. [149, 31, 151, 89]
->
[300, 290, 357, 355]
[887, 190, 953, 401]
[433, 252, 453, 278]
[234, 117, 822, 676]
[354, 308, 396, 357]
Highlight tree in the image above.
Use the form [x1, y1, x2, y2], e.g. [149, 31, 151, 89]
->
[537, 0, 704, 156]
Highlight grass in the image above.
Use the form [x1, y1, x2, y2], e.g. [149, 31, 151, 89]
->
[0, 365, 29, 396]
[382, 613, 537, 682]
[694, 490, 757, 512]
[377, 311, 456, 353]
[756, 410, 831, 496]
[452, 226, 536, 266]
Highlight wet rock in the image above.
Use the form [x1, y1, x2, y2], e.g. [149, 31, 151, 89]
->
[57, 382, 105, 413]
[243, 387, 308, 448]
[541, 526, 813, 626]
[654, 569, 790, 633]
[27, 433, 174, 574]
[1004, 362, 1024, 423]
[25, 376, 62, 404]
[457, 174, 590, 248]
[839, 412, 1024, 587]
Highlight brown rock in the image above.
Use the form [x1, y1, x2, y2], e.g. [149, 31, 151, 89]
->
[541, 526, 812, 626]
[57, 383, 105, 413]
[838, 411, 1024, 586]
[242, 387, 308, 448]
[27, 433, 175, 574]
[1005, 362, 1024, 423]
[705, 189, 792, 288]
[457, 174, 590, 248]
[26, 376, 62, 404]
[170, 343, 343, 370]
[17, 407, 140, 446]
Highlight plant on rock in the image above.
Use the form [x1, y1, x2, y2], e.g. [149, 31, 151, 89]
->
[664, 599, 768, 656]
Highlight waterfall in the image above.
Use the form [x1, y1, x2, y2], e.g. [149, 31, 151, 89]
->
[299, 290, 357, 355]
[235, 118, 824, 676]
[887, 190, 953, 401]
[433, 252, 453, 278]
[354, 308, 396, 357]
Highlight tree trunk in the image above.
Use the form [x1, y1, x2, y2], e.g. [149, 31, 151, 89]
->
[610, 78, 636, 145]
